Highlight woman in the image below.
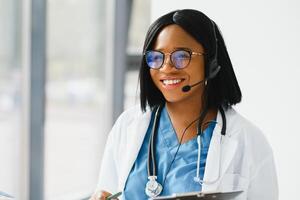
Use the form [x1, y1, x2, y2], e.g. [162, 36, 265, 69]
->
[91, 9, 278, 200]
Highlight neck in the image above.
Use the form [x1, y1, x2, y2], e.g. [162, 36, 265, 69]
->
[165, 95, 217, 144]
[166, 100, 202, 124]
[165, 94, 217, 129]
[165, 91, 205, 125]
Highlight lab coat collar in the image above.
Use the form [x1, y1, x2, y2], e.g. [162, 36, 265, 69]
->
[202, 108, 239, 192]
[118, 107, 239, 192]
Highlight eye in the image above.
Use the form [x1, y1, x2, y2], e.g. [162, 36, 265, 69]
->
[152, 54, 162, 61]
[172, 50, 190, 60]
[145, 51, 164, 68]
[171, 50, 191, 69]
[146, 51, 163, 60]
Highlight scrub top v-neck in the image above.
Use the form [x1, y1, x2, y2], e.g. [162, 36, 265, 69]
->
[123, 106, 216, 199]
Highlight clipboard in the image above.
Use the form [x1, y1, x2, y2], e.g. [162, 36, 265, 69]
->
[151, 191, 242, 200]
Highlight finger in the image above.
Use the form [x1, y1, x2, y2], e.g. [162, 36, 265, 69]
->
[90, 190, 110, 200]
[99, 190, 112, 200]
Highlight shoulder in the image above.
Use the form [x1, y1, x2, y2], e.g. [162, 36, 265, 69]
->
[108, 104, 152, 140]
[225, 108, 274, 158]
[114, 104, 151, 126]
[104, 105, 151, 161]
[225, 108, 263, 136]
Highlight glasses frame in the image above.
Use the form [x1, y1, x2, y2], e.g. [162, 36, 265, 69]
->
[144, 49, 205, 70]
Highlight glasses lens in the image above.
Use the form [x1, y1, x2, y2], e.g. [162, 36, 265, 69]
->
[171, 50, 191, 69]
[145, 51, 164, 69]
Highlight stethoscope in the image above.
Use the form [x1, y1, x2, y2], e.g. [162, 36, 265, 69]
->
[145, 105, 227, 198]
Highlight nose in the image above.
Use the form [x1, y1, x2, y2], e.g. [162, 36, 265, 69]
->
[160, 53, 175, 72]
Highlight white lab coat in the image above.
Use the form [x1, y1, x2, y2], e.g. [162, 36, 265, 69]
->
[95, 105, 278, 199]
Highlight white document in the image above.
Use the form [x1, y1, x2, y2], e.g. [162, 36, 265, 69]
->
[151, 190, 242, 200]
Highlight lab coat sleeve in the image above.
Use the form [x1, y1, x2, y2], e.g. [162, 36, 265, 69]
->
[95, 115, 123, 194]
[247, 153, 279, 200]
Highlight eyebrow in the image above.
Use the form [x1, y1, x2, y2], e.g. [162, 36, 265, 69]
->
[173, 47, 192, 51]
[154, 46, 192, 51]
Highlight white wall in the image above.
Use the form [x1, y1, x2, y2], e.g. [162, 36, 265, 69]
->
[151, 0, 300, 199]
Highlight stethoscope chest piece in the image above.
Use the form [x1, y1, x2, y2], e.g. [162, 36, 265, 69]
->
[145, 176, 162, 198]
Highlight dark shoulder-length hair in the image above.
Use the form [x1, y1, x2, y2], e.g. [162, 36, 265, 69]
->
[139, 9, 242, 112]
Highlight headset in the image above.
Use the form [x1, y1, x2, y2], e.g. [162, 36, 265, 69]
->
[145, 18, 227, 198]
[181, 19, 221, 92]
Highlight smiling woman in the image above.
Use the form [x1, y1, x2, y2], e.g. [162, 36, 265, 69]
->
[149, 24, 206, 104]
[91, 9, 278, 200]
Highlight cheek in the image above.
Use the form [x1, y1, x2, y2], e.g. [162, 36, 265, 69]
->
[149, 70, 160, 86]
[188, 61, 205, 80]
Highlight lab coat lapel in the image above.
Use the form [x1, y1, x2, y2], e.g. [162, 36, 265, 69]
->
[202, 109, 238, 192]
[119, 110, 152, 190]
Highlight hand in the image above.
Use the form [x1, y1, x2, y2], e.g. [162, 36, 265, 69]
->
[90, 190, 115, 200]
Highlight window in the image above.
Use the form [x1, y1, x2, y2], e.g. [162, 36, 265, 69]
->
[125, 0, 150, 109]
[45, 0, 106, 199]
[0, 0, 22, 198]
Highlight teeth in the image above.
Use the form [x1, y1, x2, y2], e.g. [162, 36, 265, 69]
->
[163, 79, 182, 85]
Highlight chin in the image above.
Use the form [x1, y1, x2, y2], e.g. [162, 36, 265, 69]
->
[163, 94, 187, 104]
[162, 89, 202, 104]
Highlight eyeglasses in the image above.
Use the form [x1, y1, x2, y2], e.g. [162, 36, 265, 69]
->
[144, 49, 204, 69]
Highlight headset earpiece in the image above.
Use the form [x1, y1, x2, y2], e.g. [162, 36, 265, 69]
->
[208, 65, 221, 79]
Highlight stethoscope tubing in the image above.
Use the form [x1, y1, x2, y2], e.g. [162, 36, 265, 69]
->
[146, 105, 227, 196]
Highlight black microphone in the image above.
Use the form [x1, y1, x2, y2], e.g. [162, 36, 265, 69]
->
[181, 79, 206, 92]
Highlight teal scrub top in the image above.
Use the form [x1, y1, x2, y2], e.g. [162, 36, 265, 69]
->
[123, 106, 215, 199]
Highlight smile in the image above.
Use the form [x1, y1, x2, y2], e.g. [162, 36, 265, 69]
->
[162, 79, 183, 85]
[160, 78, 185, 89]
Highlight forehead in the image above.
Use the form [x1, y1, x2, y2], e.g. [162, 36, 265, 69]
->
[153, 24, 204, 51]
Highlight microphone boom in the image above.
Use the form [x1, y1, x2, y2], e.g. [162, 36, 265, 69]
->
[181, 79, 205, 92]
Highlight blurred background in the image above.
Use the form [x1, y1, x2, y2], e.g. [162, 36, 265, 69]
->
[0, 0, 299, 199]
